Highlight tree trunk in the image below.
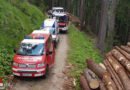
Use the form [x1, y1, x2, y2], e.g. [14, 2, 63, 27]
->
[120, 45, 130, 54]
[86, 58, 107, 78]
[86, 58, 117, 90]
[83, 68, 99, 89]
[97, 77, 107, 90]
[127, 42, 130, 47]
[97, 0, 109, 54]
[111, 49, 130, 72]
[51, 0, 54, 7]
[79, 0, 85, 30]
[107, 0, 116, 49]
[115, 46, 130, 60]
[103, 60, 124, 90]
[106, 54, 130, 90]
[67, 0, 71, 12]
[79, 76, 91, 90]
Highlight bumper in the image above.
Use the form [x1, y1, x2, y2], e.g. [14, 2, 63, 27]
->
[59, 26, 68, 31]
[12, 68, 45, 77]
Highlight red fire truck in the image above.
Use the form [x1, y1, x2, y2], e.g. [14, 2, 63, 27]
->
[52, 13, 69, 32]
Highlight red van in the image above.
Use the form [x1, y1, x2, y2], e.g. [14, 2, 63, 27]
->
[12, 33, 55, 77]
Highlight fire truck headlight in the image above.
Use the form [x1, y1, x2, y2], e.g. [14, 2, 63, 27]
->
[13, 62, 18, 66]
[37, 63, 45, 67]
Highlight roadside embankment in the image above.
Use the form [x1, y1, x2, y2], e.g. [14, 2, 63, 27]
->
[67, 23, 102, 89]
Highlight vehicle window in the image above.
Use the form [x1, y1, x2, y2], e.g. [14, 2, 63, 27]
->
[17, 43, 44, 56]
[59, 16, 67, 22]
[48, 37, 52, 48]
[49, 29, 55, 34]
[47, 37, 53, 51]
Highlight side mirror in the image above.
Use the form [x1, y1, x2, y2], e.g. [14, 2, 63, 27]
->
[49, 51, 53, 54]
[14, 49, 16, 53]
[46, 51, 52, 55]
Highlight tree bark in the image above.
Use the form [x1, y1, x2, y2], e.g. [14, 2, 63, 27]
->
[97, 77, 107, 90]
[83, 68, 99, 89]
[86, 58, 107, 78]
[103, 60, 124, 90]
[107, 0, 116, 49]
[127, 42, 130, 47]
[115, 46, 130, 60]
[106, 54, 130, 90]
[111, 49, 130, 72]
[86, 58, 117, 90]
[97, 0, 109, 54]
[79, 0, 85, 30]
[79, 76, 91, 90]
[120, 45, 130, 54]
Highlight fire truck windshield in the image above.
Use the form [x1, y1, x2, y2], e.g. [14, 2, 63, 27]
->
[17, 43, 44, 56]
[59, 16, 67, 22]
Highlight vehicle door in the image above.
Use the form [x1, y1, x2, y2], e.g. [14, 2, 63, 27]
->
[47, 36, 55, 65]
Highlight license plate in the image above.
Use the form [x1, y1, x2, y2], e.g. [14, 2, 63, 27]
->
[22, 73, 32, 76]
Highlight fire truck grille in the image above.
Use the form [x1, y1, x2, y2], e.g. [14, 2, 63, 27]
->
[17, 70, 36, 73]
[19, 64, 36, 68]
[59, 25, 65, 28]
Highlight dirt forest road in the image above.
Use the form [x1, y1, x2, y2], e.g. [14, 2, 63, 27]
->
[11, 34, 69, 90]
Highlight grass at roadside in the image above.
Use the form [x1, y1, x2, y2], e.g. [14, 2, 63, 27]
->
[68, 23, 102, 89]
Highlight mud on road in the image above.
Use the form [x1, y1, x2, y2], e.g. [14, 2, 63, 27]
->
[10, 34, 69, 90]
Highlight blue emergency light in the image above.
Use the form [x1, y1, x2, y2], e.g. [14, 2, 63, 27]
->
[24, 36, 29, 39]
[53, 23, 55, 28]
[41, 23, 44, 28]
[24, 36, 32, 39]
[39, 37, 44, 39]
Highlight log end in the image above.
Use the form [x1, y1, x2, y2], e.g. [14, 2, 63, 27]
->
[89, 80, 99, 89]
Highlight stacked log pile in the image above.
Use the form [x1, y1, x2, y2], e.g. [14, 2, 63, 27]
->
[79, 42, 130, 90]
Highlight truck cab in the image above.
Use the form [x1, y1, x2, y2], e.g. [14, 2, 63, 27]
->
[32, 28, 59, 47]
[12, 34, 55, 77]
[52, 7, 64, 13]
[52, 13, 68, 32]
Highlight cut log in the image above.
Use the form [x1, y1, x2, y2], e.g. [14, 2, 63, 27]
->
[99, 63, 107, 70]
[97, 77, 107, 90]
[120, 45, 130, 54]
[106, 54, 130, 90]
[127, 42, 130, 47]
[86, 58, 106, 78]
[104, 59, 124, 89]
[111, 49, 130, 72]
[83, 68, 99, 89]
[86, 58, 117, 90]
[103, 60, 124, 90]
[115, 46, 130, 60]
[79, 76, 91, 90]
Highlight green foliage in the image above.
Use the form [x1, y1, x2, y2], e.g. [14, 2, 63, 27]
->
[0, 47, 13, 82]
[0, 0, 46, 81]
[29, 0, 47, 12]
[114, 0, 130, 45]
[68, 23, 102, 89]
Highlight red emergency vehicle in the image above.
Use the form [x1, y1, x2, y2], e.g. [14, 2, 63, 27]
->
[52, 13, 69, 32]
[12, 33, 55, 77]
